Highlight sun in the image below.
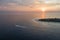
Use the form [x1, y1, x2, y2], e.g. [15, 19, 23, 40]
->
[41, 8, 46, 12]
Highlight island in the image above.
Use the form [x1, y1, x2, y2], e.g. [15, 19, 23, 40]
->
[38, 18, 60, 22]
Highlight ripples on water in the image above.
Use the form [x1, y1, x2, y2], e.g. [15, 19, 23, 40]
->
[0, 12, 60, 40]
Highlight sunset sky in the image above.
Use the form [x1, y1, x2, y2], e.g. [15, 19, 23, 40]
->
[0, 0, 60, 11]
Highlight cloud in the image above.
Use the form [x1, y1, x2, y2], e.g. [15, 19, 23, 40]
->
[0, 0, 60, 6]
[0, 0, 60, 11]
[0, 0, 34, 6]
[7, 3, 18, 6]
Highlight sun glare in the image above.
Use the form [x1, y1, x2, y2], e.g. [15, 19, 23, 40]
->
[40, 8, 46, 19]
[41, 8, 46, 12]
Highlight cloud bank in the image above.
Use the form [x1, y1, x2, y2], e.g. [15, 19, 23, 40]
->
[0, 0, 60, 11]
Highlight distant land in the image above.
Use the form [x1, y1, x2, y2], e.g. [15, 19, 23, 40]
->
[38, 18, 60, 23]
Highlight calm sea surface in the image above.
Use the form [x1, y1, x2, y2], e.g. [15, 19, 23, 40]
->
[0, 11, 60, 40]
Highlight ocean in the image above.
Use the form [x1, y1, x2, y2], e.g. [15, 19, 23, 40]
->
[0, 11, 60, 40]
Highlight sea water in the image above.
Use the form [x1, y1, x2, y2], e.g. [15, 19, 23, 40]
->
[0, 11, 60, 40]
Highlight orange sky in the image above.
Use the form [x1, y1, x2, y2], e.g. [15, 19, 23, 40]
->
[0, 5, 59, 11]
[0, 0, 60, 11]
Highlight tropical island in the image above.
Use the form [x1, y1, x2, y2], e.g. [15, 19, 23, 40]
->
[38, 18, 60, 22]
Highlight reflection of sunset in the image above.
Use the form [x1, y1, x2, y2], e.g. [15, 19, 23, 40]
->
[39, 7, 46, 19]
[41, 11, 46, 19]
